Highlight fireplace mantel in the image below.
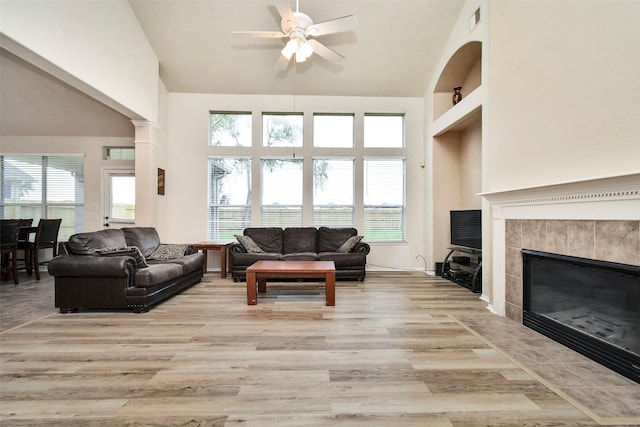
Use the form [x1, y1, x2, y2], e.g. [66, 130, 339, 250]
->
[481, 172, 640, 316]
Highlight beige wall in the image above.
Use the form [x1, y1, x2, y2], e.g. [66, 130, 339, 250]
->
[163, 93, 427, 271]
[486, 0, 640, 192]
[0, 0, 159, 122]
[426, 0, 487, 270]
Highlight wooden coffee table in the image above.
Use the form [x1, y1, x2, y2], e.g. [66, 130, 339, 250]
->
[246, 260, 336, 306]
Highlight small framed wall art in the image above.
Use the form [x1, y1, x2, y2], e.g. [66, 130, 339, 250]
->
[157, 168, 165, 195]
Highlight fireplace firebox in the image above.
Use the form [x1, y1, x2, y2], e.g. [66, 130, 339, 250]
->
[522, 249, 640, 383]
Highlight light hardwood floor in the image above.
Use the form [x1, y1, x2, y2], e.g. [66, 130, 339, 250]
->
[1, 272, 638, 426]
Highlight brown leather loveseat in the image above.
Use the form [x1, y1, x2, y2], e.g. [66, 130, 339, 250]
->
[48, 227, 204, 313]
[229, 227, 370, 282]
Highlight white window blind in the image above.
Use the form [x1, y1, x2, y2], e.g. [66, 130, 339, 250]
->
[363, 158, 405, 241]
[313, 158, 354, 227]
[0, 155, 84, 240]
[261, 158, 303, 227]
[208, 157, 251, 239]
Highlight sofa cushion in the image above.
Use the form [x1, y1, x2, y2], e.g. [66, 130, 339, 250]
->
[337, 235, 364, 253]
[134, 263, 184, 287]
[318, 252, 366, 267]
[235, 235, 264, 253]
[317, 227, 358, 252]
[67, 229, 127, 255]
[282, 252, 318, 261]
[244, 227, 283, 253]
[159, 253, 205, 275]
[122, 227, 161, 258]
[232, 251, 282, 266]
[283, 227, 318, 254]
[147, 244, 190, 260]
[93, 246, 148, 268]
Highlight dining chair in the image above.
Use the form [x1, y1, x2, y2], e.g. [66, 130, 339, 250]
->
[0, 220, 20, 285]
[22, 218, 62, 280]
[15, 218, 33, 269]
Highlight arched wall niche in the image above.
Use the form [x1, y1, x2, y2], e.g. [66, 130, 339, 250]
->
[433, 41, 482, 120]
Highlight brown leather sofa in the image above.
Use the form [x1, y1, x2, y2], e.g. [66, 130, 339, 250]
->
[229, 227, 370, 282]
[48, 227, 204, 313]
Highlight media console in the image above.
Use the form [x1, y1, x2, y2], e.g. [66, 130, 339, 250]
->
[442, 246, 482, 293]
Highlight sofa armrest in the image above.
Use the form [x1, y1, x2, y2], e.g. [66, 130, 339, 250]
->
[353, 242, 370, 255]
[48, 254, 136, 278]
[229, 243, 247, 254]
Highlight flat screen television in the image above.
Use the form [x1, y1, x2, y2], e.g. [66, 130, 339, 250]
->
[450, 209, 482, 250]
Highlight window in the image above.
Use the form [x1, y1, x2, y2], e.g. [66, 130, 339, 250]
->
[208, 157, 251, 239]
[0, 155, 84, 240]
[263, 113, 303, 147]
[210, 112, 252, 147]
[364, 114, 404, 147]
[313, 158, 354, 226]
[103, 147, 135, 160]
[261, 158, 303, 226]
[313, 114, 354, 148]
[207, 109, 407, 241]
[363, 158, 405, 240]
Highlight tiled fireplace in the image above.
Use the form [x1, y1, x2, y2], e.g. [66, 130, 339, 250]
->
[483, 173, 640, 379]
[504, 218, 639, 323]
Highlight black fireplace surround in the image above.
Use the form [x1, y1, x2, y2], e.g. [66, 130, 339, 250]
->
[522, 249, 640, 383]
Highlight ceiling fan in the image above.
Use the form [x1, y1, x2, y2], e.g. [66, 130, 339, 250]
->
[232, 1, 357, 70]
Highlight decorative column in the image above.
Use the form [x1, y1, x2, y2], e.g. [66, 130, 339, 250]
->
[131, 120, 160, 227]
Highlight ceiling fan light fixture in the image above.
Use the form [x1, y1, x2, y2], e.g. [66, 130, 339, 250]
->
[281, 38, 299, 60]
[297, 41, 314, 59]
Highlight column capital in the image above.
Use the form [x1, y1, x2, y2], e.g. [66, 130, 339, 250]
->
[132, 120, 159, 145]
[131, 120, 160, 130]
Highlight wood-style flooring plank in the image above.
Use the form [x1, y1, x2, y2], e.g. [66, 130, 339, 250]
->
[0, 272, 632, 426]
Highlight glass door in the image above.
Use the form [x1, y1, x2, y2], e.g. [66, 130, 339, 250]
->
[103, 169, 135, 228]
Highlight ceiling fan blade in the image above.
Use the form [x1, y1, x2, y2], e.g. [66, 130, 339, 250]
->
[232, 30, 287, 39]
[306, 15, 357, 37]
[275, 2, 294, 23]
[275, 53, 291, 71]
[307, 39, 345, 64]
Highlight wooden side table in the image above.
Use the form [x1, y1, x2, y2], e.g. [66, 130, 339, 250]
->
[192, 240, 234, 278]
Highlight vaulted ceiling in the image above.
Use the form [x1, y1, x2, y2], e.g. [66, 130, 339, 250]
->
[1, 1, 465, 137]
[129, 0, 465, 97]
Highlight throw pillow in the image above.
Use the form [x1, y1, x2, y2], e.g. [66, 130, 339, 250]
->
[147, 244, 190, 260]
[336, 236, 364, 253]
[235, 235, 264, 253]
[93, 246, 148, 268]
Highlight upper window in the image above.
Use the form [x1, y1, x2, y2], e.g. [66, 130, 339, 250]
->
[208, 157, 251, 239]
[313, 114, 354, 148]
[313, 158, 354, 227]
[261, 158, 303, 226]
[210, 112, 252, 147]
[263, 113, 303, 147]
[364, 114, 404, 148]
[104, 147, 135, 160]
[0, 155, 84, 240]
[363, 158, 405, 241]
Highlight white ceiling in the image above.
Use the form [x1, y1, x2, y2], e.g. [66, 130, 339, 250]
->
[129, 0, 465, 97]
